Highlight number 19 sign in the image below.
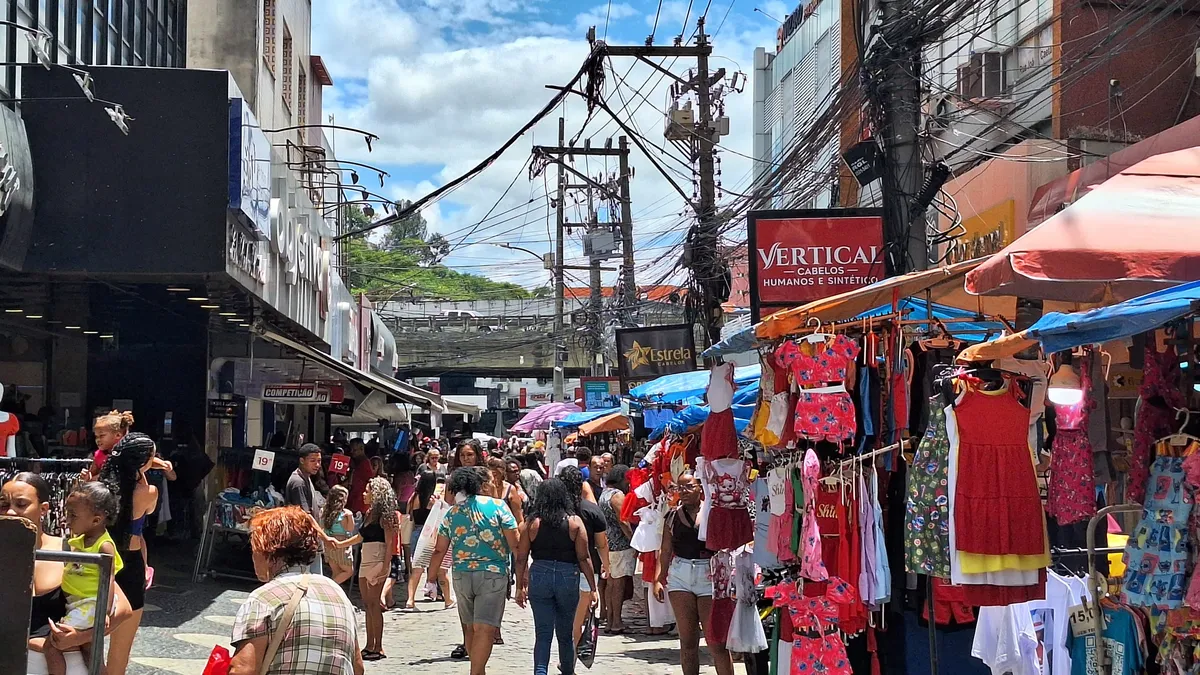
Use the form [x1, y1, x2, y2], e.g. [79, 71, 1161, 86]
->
[252, 448, 276, 473]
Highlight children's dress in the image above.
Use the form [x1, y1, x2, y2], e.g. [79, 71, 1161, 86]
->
[765, 577, 857, 675]
[776, 335, 860, 442]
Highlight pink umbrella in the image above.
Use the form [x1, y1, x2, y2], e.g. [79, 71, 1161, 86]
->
[509, 402, 582, 433]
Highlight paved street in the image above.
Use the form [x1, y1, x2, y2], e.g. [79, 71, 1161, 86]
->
[124, 552, 720, 675]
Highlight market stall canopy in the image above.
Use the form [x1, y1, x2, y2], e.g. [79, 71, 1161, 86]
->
[966, 148, 1200, 303]
[961, 280, 1200, 360]
[578, 412, 629, 436]
[256, 327, 469, 414]
[331, 390, 411, 427]
[510, 402, 582, 432]
[627, 365, 761, 404]
[554, 407, 620, 428]
[649, 403, 756, 440]
[756, 259, 986, 340]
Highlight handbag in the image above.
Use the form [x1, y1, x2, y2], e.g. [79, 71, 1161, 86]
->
[258, 576, 310, 675]
[576, 609, 599, 669]
[202, 646, 232, 675]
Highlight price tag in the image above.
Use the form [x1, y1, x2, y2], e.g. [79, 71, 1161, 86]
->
[251, 449, 276, 473]
[328, 453, 351, 476]
[1068, 602, 1104, 638]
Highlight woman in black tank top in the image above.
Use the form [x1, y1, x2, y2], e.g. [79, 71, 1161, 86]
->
[515, 478, 597, 675]
[653, 472, 734, 675]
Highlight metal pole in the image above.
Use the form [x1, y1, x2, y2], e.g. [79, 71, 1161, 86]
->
[34, 549, 114, 675]
[587, 181, 603, 376]
[618, 136, 636, 323]
[553, 117, 566, 403]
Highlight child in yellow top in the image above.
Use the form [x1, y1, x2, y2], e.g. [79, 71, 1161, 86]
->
[44, 482, 124, 675]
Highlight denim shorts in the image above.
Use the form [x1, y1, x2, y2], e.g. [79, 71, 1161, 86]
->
[666, 557, 713, 597]
[579, 571, 598, 592]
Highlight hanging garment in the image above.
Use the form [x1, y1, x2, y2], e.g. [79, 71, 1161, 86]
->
[971, 601, 1043, 675]
[806, 479, 868, 635]
[704, 458, 754, 552]
[799, 449, 828, 581]
[709, 551, 735, 646]
[750, 477, 782, 570]
[995, 355, 1052, 461]
[1046, 429, 1096, 526]
[904, 399, 952, 579]
[701, 408, 740, 461]
[726, 550, 769, 653]
[709, 362, 736, 413]
[1184, 452, 1200, 609]
[1122, 444, 1195, 609]
[1130, 345, 1186, 505]
[907, 341, 966, 435]
[765, 577, 857, 675]
[630, 503, 665, 553]
[923, 578, 974, 625]
[777, 335, 860, 442]
[770, 466, 797, 563]
[953, 383, 1048, 558]
[867, 469, 891, 606]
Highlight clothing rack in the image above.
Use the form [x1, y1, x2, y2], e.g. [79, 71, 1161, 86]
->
[837, 438, 913, 468]
[0, 456, 91, 469]
[1086, 502, 1141, 675]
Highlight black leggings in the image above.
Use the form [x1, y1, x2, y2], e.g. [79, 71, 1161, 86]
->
[115, 548, 146, 611]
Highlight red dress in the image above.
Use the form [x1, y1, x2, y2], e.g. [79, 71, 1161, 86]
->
[953, 384, 1044, 556]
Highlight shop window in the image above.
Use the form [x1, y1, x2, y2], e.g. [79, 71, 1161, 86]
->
[262, 0, 276, 74]
[281, 23, 293, 112]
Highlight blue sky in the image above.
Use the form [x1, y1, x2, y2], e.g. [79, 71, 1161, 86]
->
[311, 0, 788, 291]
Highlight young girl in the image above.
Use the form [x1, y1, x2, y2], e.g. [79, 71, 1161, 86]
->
[320, 485, 356, 584]
[45, 481, 125, 675]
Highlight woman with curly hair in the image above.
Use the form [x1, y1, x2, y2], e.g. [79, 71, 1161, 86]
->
[357, 476, 400, 661]
[229, 506, 364, 674]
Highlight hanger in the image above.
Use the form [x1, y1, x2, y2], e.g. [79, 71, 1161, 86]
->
[1164, 408, 1200, 449]
[805, 317, 834, 344]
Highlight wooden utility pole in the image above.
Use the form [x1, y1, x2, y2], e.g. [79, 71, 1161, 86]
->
[617, 136, 636, 319]
[553, 117, 566, 402]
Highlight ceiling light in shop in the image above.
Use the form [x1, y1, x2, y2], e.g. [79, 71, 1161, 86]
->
[100, 334, 114, 339]
[25, 315, 43, 319]
[200, 305, 220, 309]
[82, 330, 99, 335]
[167, 287, 190, 292]
[4, 309, 22, 313]
[186, 297, 208, 302]
[226, 317, 243, 322]
[219, 312, 238, 316]
[65, 326, 81, 330]
[239, 323, 250, 327]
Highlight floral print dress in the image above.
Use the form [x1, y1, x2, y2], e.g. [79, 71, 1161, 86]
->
[776, 335, 860, 442]
[765, 577, 857, 675]
[904, 399, 952, 578]
[800, 449, 829, 581]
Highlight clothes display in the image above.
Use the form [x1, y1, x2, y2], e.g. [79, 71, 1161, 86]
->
[765, 577, 857, 675]
[798, 449, 828, 581]
[904, 399, 952, 579]
[776, 335, 860, 442]
[1130, 345, 1186, 505]
[1122, 444, 1195, 609]
[726, 550, 769, 653]
[703, 457, 754, 551]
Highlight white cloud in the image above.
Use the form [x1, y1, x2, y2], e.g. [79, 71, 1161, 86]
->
[575, 2, 639, 33]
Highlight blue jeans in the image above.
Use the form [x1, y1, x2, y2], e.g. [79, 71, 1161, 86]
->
[529, 559, 580, 675]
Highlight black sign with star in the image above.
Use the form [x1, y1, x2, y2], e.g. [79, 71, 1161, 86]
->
[615, 324, 697, 393]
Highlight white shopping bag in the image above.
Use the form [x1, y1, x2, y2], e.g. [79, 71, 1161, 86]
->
[412, 497, 452, 569]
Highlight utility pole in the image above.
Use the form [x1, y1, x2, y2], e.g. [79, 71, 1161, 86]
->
[617, 136, 636, 321]
[553, 117, 566, 403]
[586, 182, 604, 376]
[880, 0, 928, 272]
[603, 17, 729, 348]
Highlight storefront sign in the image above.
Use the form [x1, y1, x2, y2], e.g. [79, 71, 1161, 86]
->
[262, 383, 319, 402]
[321, 398, 356, 416]
[581, 377, 621, 411]
[747, 209, 885, 321]
[946, 200, 1015, 264]
[228, 98, 271, 239]
[616, 324, 696, 391]
[227, 222, 267, 284]
[841, 139, 884, 186]
[252, 448, 276, 473]
[206, 398, 243, 419]
[328, 453, 351, 475]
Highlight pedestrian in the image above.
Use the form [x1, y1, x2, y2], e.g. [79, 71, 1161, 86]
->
[431, 466, 520, 672]
[350, 477, 399, 660]
[346, 438, 374, 516]
[284, 444, 326, 575]
[96, 432, 160, 675]
[229, 506, 364, 674]
[487, 456, 526, 525]
[652, 472, 733, 675]
[404, 469, 453, 610]
[599, 465, 635, 634]
[84, 410, 133, 479]
[600, 453, 615, 475]
[587, 455, 606, 493]
[560, 466, 610, 645]
[516, 477, 598, 675]
[507, 457, 538, 509]
[320, 485, 356, 584]
[451, 439, 480, 470]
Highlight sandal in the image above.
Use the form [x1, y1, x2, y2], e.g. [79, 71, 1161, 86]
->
[450, 644, 468, 660]
[494, 634, 504, 645]
[363, 651, 384, 662]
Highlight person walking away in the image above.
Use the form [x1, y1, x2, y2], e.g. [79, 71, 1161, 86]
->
[41, 482, 124, 675]
[430, 467, 521, 673]
[517, 454, 544, 500]
[405, 470, 452, 610]
[229, 506, 364, 674]
[347, 477, 399, 661]
[284, 444, 326, 575]
[600, 465, 635, 634]
[516, 478, 598, 675]
[320, 485, 356, 584]
[559, 467, 610, 645]
[97, 432, 160, 675]
[652, 472, 733, 675]
[346, 439, 374, 516]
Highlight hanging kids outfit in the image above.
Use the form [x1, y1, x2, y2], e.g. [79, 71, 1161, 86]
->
[776, 334, 860, 442]
[1046, 358, 1097, 526]
[765, 577, 858, 675]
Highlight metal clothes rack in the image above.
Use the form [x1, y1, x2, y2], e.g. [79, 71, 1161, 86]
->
[34, 548, 115, 675]
[1085, 502, 1142, 675]
[192, 499, 258, 584]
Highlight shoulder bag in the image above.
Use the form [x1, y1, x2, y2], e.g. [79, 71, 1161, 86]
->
[258, 576, 310, 675]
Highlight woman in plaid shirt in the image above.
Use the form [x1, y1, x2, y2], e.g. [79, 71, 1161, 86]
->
[228, 507, 365, 675]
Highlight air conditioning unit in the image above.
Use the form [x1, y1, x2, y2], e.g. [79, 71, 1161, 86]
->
[924, 95, 954, 131]
[956, 52, 1004, 99]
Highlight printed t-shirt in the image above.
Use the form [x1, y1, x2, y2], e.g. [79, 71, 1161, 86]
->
[1066, 606, 1141, 675]
[437, 495, 518, 574]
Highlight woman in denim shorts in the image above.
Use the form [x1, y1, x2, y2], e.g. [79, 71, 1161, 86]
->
[652, 472, 734, 675]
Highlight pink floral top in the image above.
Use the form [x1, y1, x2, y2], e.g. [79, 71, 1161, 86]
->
[764, 576, 856, 631]
[775, 335, 860, 387]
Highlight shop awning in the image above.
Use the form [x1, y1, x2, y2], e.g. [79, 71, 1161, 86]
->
[967, 148, 1200, 303]
[627, 365, 761, 404]
[510, 402, 582, 432]
[257, 328, 470, 414]
[331, 390, 412, 426]
[554, 407, 620, 428]
[756, 259, 986, 340]
[578, 412, 629, 436]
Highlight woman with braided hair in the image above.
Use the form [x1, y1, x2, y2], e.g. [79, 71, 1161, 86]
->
[96, 432, 159, 675]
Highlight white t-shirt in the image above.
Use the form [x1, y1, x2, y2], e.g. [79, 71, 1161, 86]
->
[973, 603, 1042, 675]
[555, 458, 578, 475]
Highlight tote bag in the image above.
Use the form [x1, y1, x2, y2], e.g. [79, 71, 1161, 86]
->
[411, 498, 452, 569]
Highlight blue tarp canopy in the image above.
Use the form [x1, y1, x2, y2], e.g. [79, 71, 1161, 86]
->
[702, 299, 1005, 358]
[553, 407, 620, 428]
[627, 364, 761, 404]
[1025, 280, 1200, 354]
[649, 403, 757, 440]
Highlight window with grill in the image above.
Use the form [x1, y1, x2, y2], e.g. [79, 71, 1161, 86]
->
[263, 0, 276, 74]
[297, 65, 308, 144]
[281, 25, 293, 112]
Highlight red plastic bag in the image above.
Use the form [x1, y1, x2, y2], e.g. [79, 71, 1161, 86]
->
[202, 645, 231, 675]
